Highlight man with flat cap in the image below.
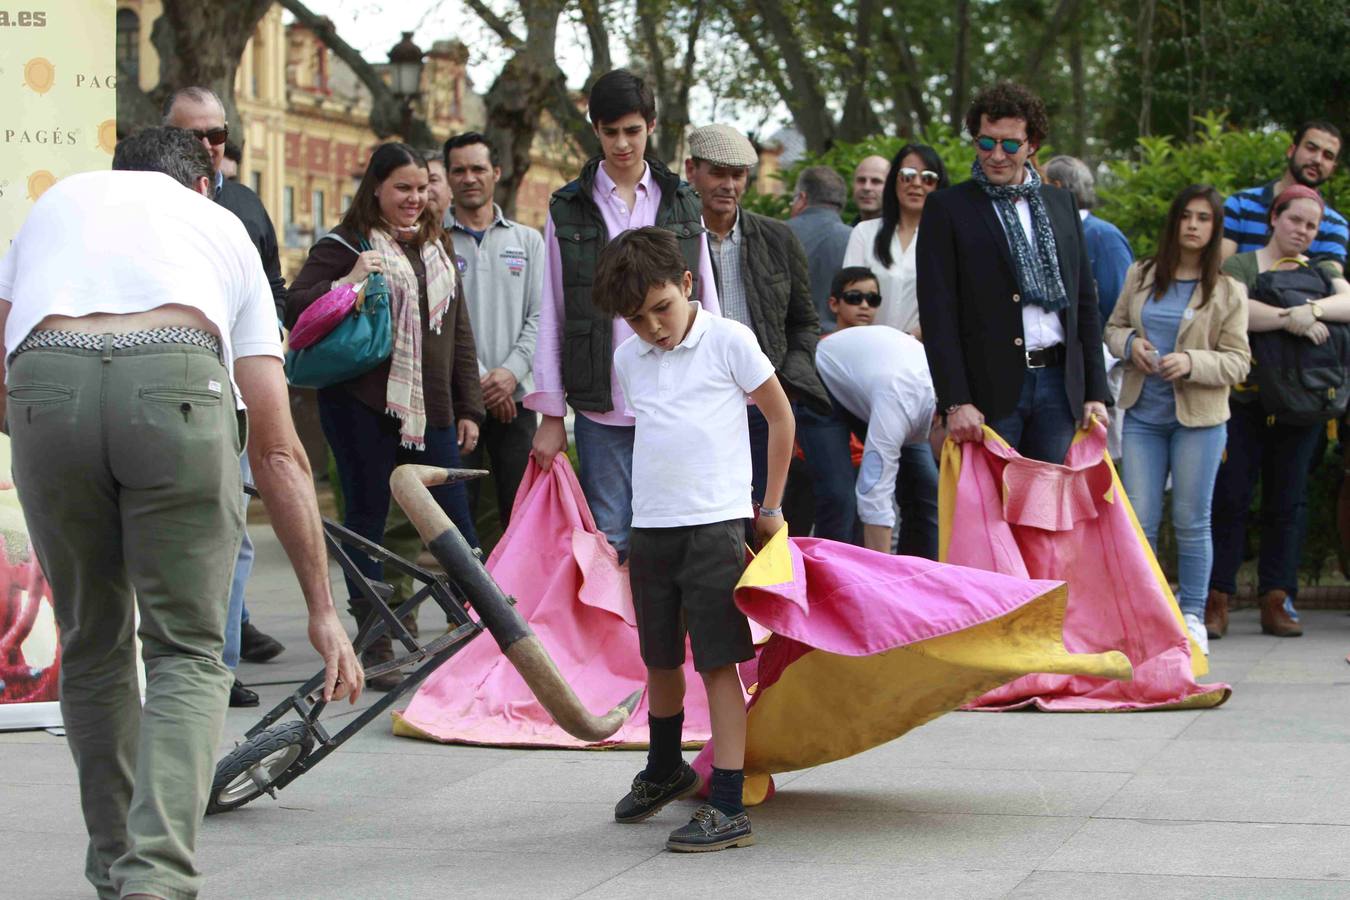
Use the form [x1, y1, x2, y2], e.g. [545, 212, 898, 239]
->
[684, 124, 830, 508]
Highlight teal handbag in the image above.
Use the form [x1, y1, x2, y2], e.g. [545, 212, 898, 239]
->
[285, 236, 393, 389]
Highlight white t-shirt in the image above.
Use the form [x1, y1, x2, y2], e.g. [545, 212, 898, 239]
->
[0, 171, 282, 408]
[614, 306, 776, 528]
[843, 218, 920, 333]
[815, 326, 936, 528]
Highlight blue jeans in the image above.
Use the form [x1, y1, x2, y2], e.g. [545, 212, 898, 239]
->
[318, 387, 479, 616]
[1121, 415, 1226, 618]
[1210, 400, 1322, 597]
[222, 457, 253, 670]
[796, 397, 863, 543]
[897, 442, 939, 559]
[986, 364, 1079, 464]
[572, 414, 635, 560]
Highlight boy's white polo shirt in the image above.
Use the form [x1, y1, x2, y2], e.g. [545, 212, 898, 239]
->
[614, 306, 775, 528]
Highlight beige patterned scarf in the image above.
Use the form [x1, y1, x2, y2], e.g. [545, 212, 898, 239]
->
[367, 227, 455, 448]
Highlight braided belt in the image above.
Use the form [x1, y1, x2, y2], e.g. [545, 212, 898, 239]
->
[15, 327, 221, 358]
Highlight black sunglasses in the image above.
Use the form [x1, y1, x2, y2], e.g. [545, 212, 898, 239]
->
[191, 125, 229, 147]
[838, 290, 882, 308]
[899, 166, 940, 187]
[975, 135, 1027, 154]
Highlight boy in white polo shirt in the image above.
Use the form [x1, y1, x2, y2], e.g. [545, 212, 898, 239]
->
[596, 226, 794, 852]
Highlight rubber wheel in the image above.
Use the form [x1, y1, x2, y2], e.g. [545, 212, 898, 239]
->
[207, 721, 314, 815]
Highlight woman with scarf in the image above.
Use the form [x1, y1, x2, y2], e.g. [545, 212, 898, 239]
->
[1104, 185, 1251, 656]
[287, 142, 484, 689]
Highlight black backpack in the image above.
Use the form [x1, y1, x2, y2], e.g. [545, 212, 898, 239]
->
[1248, 263, 1350, 425]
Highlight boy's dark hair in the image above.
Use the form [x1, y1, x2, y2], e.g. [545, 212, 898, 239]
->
[1292, 120, 1343, 156]
[593, 227, 688, 318]
[588, 69, 656, 126]
[830, 266, 878, 298]
[112, 126, 213, 187]
[965, 81, 1049, 147]
[443, 131, 499, 168]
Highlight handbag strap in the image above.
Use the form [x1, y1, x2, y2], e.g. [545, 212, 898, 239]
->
[316, 231, 367, 256]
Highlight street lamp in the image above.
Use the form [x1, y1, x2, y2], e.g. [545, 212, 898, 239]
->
[387, 31, 425, 138]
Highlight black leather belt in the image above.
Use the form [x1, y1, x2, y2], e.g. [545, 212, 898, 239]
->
[1025, 344, 1066, 369]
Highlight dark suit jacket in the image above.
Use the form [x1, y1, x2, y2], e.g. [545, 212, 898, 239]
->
[915, 179, 1108, 421]
[714, 210, 830, 413]
[215, 179, 287, 321]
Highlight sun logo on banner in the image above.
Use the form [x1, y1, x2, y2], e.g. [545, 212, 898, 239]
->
[23, 58, 55, 95]
[97, 119, 117, 154]
[26, 171, 56, 201]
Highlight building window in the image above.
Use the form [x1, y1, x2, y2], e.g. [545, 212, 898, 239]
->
[342, 194, 354, 213]
[312, 190, 325, 232]
[116, 9, 139, 81]
[283, 186, 295, 225]
[251, 171, 262, 196]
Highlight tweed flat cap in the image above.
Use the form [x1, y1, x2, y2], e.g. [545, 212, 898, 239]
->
[688, 124, 758, 168]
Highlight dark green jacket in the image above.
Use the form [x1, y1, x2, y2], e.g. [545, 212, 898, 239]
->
[549, 156, 706, 413]
[717, 210, 830, 413]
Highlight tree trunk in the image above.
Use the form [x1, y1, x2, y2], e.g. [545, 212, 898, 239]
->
[836, 0, 883, 143]
[1070, 26, 1086, 156]
[747, 0, 835, 152]
[1137, 0, 1158, 138]
[949, 0, 970, 131]
[1023, 0, 1083, 82]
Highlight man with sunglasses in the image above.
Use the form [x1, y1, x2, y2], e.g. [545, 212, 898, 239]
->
[165, 87, 289, 707]
[917, 81, 1108, 465]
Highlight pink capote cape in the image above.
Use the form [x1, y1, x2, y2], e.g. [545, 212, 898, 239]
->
[688, 531, 1134, 805]
[946, 425, 1230, 711]
[392, 458, 715, 747]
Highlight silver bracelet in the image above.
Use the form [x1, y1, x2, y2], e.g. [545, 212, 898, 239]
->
[759, 506, 783, 518]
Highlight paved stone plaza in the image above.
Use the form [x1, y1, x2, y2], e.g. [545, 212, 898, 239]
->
[6, 524, 1350, 898]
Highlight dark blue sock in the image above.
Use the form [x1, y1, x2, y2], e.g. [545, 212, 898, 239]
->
[642, 710, 684, 782]
[709, 767, 745, 816]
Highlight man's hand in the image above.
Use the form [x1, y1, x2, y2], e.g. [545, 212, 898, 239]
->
[530, 415, 568, 470]
[481, 367, 518, 408]
[488, 397, 517, 423]
[457, 418, 479, 455]
[1158, 352, 1192, 382]
[307, 607, 363, 704]
[1130, 336, 1160, 373]
[1080, 400, 1109, 431]
[755, 512, 787, 547]
[946, 403, 985, 443]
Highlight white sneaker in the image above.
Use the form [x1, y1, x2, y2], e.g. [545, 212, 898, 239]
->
[1183, 613, 1210, 656]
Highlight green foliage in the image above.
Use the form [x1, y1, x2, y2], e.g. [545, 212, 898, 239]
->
[1097, 113, 1350, 259]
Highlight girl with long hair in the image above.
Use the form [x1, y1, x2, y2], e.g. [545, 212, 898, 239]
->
[286, 142, 484, 689]
[1104, 184, 1251, 654]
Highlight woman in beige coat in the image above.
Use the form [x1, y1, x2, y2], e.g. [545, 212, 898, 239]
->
[1104, 184, 1251, 655]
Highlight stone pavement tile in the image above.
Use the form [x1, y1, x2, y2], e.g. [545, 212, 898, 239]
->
[876, 727, 1170, 774]
[1041, 819, 1350, 880]
[199, 844, 658, 900]
[0, 782, 85, 835]
[1094, 773, 1350, 826]
[1006, 871, 1350, 899]
[782, 759, 1131, 818]
[1138, 739, 1350, 779]
[0, 736, 75, 785]
[920, 708, 1203, 742]
[2, 826, 105, 899]
[578, 856, 1028, 900]
[1175, 684, 1350, 744]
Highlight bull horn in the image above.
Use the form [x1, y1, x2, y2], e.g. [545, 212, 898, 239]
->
[390, 464, 641, 742]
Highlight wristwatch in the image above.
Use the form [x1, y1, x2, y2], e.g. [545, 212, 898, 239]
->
[1310, 302, 1324, 319]
[758, 506, 783, 518]
[944, 403, 965, 416]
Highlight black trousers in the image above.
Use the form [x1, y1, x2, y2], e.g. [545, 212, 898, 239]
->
[464, 402, 538, 528]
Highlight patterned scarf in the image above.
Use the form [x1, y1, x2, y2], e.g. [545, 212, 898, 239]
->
[970, 160, 1070, 313]
[368, 227, 455, 449]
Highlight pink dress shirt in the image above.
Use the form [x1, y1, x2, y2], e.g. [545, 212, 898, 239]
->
[523, 161, 721, 426]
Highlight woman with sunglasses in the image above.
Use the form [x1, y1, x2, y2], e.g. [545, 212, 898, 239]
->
[1104, 185, 1251, 656]
[286, 142, 484, 689]
[1206, 185, 1350, 640]
[843, 144, 950, 337]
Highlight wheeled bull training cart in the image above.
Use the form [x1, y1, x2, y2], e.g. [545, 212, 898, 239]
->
[207, 464, 640, 815]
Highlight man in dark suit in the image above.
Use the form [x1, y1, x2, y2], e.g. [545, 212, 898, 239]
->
[917, 82, 1108, 464]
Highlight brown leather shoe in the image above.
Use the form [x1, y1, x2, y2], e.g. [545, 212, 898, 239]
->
[1259, 590, 1303, 637]
[360, 633, 403, 692]
[1204, 589, 1230, 639]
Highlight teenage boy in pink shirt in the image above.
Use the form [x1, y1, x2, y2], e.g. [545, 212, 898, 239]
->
[595, 227, 792, 852]
[525, 70, 719, 560]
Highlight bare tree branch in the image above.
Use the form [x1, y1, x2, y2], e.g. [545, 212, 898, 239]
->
[745, 0, 834, 151]
[461, 0, 525, 49]
[1023, 0, 1084, 81]
[577, 0, 612, 77]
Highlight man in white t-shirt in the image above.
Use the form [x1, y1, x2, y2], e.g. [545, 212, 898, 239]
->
[598, 227, 793, 853]
[0, 127, 362, 900]
[814, 325, 938, 554]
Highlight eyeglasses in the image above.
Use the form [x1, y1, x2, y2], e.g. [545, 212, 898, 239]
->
[838, 290, 882, 308]
[975, 135, 1027, 155]
[190, 125, 229, 147]
[899, 167, 940, 187]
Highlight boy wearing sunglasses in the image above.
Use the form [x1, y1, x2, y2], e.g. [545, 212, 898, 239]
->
[827, 266, 883, 329]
